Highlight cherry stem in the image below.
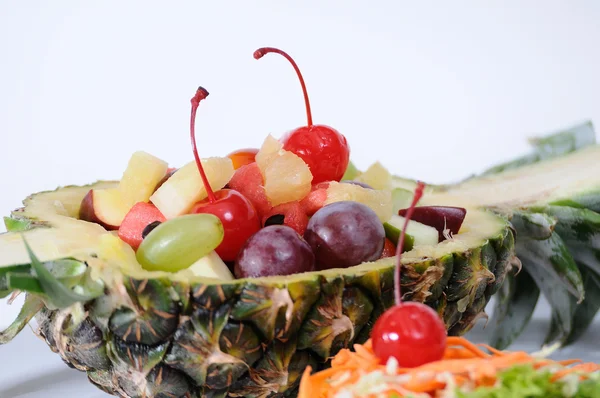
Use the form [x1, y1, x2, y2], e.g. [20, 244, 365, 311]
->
[190, 86, 217, 203]
[254, 47, 313, 127]
[394, 181, 426, 306]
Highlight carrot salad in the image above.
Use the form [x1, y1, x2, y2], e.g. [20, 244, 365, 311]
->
[298, 337, 600, 397]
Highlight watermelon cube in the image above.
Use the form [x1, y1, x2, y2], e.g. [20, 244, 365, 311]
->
[228, 162, 271, 217]
[262, 201, 309, 236]
[118, 202, 166, 250]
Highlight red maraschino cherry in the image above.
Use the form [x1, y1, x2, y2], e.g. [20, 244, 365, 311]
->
[188, 87, 261, 262]
[371, 181, 448, 367]
[253, 47, 350, 184]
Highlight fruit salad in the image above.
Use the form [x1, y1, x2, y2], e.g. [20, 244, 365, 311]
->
[79, 47, 465, 282]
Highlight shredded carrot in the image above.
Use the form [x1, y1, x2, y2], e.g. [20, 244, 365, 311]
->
[297, 336, 600, 398]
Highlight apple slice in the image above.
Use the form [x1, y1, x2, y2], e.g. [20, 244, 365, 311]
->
[150, 157, 234, 219]
[79, 188, 129, 230]
[79, 151, 168, 229]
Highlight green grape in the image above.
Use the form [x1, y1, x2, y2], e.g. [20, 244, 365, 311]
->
[136, 213, 224, 272]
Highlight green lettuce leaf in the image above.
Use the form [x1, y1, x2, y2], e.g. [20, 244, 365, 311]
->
[457, 365, 600, 398]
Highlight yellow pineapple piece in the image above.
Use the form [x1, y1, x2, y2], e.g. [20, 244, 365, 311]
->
[119, 151, 169, 205]
[150, 157, 234, 219]
[325, 181, 393, 222]
[354, 161, 392, 191]
[256, 135, 313, 206]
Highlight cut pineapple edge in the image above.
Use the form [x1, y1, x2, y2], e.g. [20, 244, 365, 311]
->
[2, 145, 599, 284]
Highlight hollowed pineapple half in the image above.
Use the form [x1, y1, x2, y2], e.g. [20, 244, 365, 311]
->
[1, 122, 599, 397]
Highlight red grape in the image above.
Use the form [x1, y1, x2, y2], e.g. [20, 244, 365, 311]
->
[304, 201, 384, 270]
[235, 225, 315, 278]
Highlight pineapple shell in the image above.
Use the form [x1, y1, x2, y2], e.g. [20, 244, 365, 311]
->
[0, 181, 513, 397]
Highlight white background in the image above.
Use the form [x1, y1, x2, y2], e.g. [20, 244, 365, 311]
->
[0, 1, 599, 397]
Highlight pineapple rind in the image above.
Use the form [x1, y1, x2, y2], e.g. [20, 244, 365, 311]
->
[1, 181, 513, 397]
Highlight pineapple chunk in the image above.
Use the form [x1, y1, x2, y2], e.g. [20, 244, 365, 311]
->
[256, 135, 313, 206]
[325, 181, 393, 222]
[119, 151, 169, 205]
[255, 134, 282, 171]
[150, 157, 234, 219]
[354, 161, 392, 191]
[186, 251, 234, 280]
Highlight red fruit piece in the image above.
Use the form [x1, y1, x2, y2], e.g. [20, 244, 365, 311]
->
[300, 182, 330, 216]
[398, 206, 467, 241]
[281, 126, 350, 184]
[379, 238, 396, 259]
[262, 201, 309, 235]
[191, 189, 261, 262]
[118, 202, 166, 250]
[228, 162, 271, 217]
[371, 302, 447, 367]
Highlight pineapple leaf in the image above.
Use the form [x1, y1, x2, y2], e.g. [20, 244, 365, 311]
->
[510, 211, 557, 241]
[538, 205, 600, 276]
[0, 294, 44, 344]
[564, 266, 600, 346]
[481, 121, 596, 175]
[516, 234, 585, 302]
[488, 269, 540, 350]
[22, 237, 103, 309]
[3, 217, 32, 232]
[518, 243, 577, 347]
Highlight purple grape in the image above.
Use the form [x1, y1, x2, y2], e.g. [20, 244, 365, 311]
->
[304, 201, 384, 270]
[234, 225, 315, 278]
[341, 180, 373, 189]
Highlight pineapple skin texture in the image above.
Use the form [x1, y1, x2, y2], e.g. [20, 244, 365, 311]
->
[2, 181, 513, 397]
[24, 229, 513, 397]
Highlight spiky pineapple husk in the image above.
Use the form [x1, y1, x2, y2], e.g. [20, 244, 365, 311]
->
[0, 178, 513, 397]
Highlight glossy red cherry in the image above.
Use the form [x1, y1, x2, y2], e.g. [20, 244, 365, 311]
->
[371, 181, 447, 367]
[190, 189, 261, 262]
[371, 302, 447, 367]
[189, 87, 261, 262]
[227, 148, 259, 170]
[254, 47, 350, 184]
